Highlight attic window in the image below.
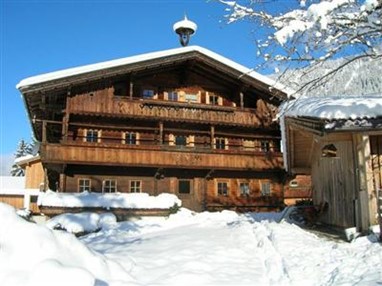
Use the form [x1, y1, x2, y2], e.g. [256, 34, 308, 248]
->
[143, 89, 155, 99]
[322, 144, 337, 157]
[289, 181, 299, 188]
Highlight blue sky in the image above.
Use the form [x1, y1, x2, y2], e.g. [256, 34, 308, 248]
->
[0, 0, 290, 173]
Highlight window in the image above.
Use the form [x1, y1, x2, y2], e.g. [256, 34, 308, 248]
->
[215, 138, 226, 150]
[239, 183, 250, 196]
[30, 195, 38, 203]
[209, 95, 219, 105]
[143, 89, 155, 99]
[125, 132, 137, 145]
[168, 91, 178, 101]
[261, 141, 270, 152]
[289, 181, 299, 188]
[179, 180, 191, 194]
[185, 93, 198, 103]
[261, 182, 271, 196]
[78, 179, 91, 192]
[217, 182, 228, 196]
[130, 180, 141, 193]
[322, 144, 337, 157]
[86, 129, 99, 143]
[103, 179, 117, 193]
[175, 135, 187, 147]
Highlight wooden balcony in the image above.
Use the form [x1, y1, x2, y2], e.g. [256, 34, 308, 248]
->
[67, 96, 271, 127]
[41, 143, 283, 171]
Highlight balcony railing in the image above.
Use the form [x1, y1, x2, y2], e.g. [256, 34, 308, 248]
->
[67, 96, 272, 127]
[41, 142, 284, 171]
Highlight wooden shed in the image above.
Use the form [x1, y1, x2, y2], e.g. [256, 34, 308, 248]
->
[282, 96, 382, 232]
[0, 176, 40, 213]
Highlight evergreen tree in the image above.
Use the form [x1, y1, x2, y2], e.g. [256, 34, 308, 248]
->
[11, 139, 34, 176]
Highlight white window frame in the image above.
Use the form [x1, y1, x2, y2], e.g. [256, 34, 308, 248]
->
[84, 129, 101, 143]
[78, 178, 91, 192]
[102, 179, 117, 193]
[130, 180, 141, 193]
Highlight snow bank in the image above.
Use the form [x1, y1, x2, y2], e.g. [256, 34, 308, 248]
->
[46, 212, 117, 234]
[38, 191, 182, 209]
[0, 203, 135, 286]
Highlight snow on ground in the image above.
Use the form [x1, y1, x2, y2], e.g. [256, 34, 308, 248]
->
[0, 203, 135, 286]
[46, 212, 117, 234]
[82, 208, 382, 286]
[38, 190, 181, 209]
[1, 203, 381, 286]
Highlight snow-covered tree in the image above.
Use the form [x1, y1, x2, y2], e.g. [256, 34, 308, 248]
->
[217, 0, 382, 95]
[11, 139, 34, 177]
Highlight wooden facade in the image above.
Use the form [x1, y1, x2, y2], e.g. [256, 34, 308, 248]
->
[18, 47, 289, 212]
[285, 116, 382, 231]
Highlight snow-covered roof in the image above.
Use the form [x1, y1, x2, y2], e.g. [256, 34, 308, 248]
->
[16, 46, 292, 96]
[14, 154, 40, 166]
[0, 176, 25, 191]
[281, 95, 382, 120]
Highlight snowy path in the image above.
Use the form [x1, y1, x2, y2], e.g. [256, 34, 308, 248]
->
[82, 209, 382, 286]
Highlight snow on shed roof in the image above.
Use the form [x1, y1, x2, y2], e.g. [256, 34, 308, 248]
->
[16, 46, 292, 95]
[281, 95, 382, 120]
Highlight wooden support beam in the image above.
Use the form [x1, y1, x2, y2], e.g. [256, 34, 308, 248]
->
[210, 125, 215, 149]
[42, 121, 47, 143]
[129, 81, 134, 100]
[240, 92, 244, 109]
[159, 122, 164, 145]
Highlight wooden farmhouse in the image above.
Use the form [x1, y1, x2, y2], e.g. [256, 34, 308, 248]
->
[17, 45, 298, 212]
[282, 96, 382, 232]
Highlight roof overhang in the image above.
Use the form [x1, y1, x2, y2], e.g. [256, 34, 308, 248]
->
[17, 46, 290, 99]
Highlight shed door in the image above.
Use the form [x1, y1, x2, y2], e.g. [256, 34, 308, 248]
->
[313, 141, 357, 228]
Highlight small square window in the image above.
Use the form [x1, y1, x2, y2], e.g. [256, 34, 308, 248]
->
[168, 91, 178, 101]
[175, 135, 187, 147]
[217, 182, 228, 196]
[86, 130, 99, 143]
[143, 89, 155, 98]
[179, 180, 191, 194]
[209, 95, 219, 105]
[125, 132, 137, 145]
[261, 141, 270, 152]
[79, 179, 91, 192]
[215, 138, 226, 150]
[130, 180, 141, 193]
[261, 182, 271, 196]
[103, 179, 117, 193]
[239, 183, 250, 196]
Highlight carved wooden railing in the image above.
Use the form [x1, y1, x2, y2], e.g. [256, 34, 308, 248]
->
[67, 96, 272, 127]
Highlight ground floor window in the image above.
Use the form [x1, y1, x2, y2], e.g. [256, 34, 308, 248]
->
[217, 181, 228, 196]
[130, 180, 141, 193]
[261, 181, 271, 196]
[178, 180, 191, 194]
[103, 179, 117, 193]
[78, 178, 91, 192]
[239, 182, 250, 196]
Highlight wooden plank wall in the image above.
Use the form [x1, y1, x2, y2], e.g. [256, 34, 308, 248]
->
[25, 161, 44, 189]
